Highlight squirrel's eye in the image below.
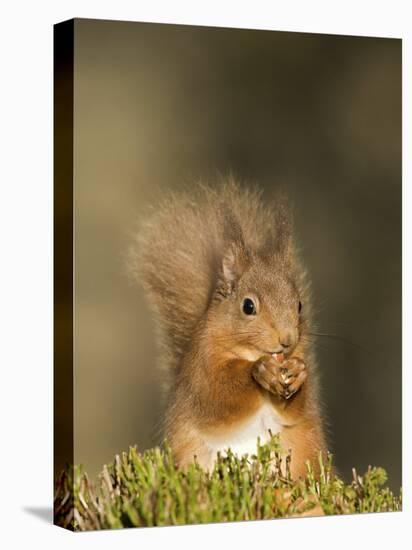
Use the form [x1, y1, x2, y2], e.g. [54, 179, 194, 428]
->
[243, 298, 256, 316]
[298, 301, 302, 314]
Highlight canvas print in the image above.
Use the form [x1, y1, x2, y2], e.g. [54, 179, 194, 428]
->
[53, 18, 402, 530]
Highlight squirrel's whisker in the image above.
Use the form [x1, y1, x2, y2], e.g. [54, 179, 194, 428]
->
[307, 332, 372, 355]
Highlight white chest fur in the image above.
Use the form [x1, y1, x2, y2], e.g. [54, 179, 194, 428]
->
[202, 402, 284, 465]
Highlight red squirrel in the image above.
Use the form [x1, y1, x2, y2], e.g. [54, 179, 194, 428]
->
[129, 178, 328, 478]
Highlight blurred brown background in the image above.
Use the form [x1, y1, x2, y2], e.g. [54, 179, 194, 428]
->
[64, 19, 401, 488]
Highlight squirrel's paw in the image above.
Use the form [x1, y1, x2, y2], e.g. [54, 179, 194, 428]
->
[252, 356, 307, 400]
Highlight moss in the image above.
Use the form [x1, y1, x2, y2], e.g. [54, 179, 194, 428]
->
[54, 434, 402, 531]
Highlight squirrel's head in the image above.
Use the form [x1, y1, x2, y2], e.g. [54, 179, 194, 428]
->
[208, 210, 308, 362]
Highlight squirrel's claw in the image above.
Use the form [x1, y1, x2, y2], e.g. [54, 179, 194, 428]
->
[252, 356, 307, 400]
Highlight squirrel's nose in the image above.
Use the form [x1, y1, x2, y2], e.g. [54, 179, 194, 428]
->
[279, 332, 292, 349]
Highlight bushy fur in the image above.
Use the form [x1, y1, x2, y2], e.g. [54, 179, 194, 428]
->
[128, 177, 327, 475]
[129, 177, 311, 384]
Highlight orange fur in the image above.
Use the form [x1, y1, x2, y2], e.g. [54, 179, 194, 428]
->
[130, 178, 328, 476]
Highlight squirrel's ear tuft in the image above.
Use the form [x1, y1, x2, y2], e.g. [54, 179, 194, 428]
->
[262, 192, 294, 259]
[215, 207, 249, 297]
[222, 244, 245, 283]
[217, 244, 249, 297]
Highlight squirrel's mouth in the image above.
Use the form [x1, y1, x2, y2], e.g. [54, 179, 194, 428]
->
[260, 348, 293, 363]
[264, 347, 285, 355]
[272, 351, 285, 363]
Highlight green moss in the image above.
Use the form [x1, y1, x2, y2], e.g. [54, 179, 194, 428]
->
[54, 435, 401, 531]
